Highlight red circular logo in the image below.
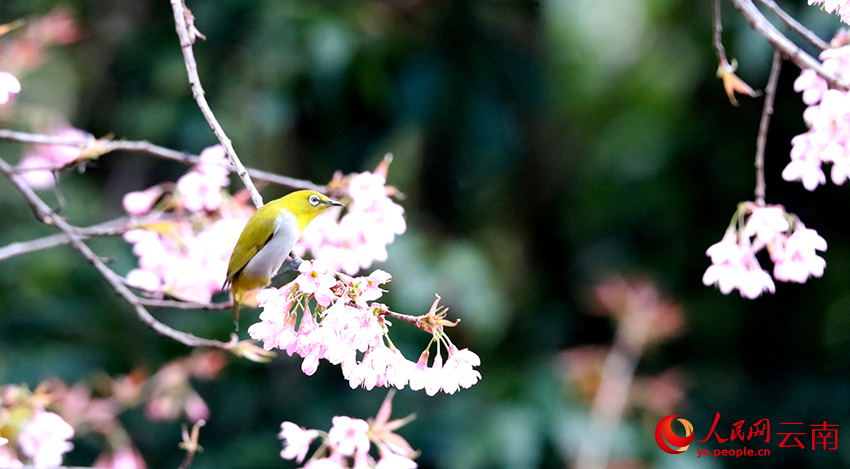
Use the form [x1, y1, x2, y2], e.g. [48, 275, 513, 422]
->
[655, 414, 694, 454]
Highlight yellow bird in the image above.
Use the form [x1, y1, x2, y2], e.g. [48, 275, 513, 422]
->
[224, 190, 342, 327]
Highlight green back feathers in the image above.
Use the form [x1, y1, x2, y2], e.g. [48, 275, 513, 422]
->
[224, 203, 278, 286]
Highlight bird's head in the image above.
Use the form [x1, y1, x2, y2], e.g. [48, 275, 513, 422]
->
[271, 190, 343, 230]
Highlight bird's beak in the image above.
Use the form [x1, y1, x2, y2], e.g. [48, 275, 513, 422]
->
[327, 199, 344, 207]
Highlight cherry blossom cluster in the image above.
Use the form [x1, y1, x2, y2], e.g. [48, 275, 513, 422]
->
[278, 391, 418, 469]
[0, 351, 225, 469]
[248, 260, 481, 395]
[0, 407, 74, 468]
[122, 145, 253, 303]
[295, 167, 406, 275]
[703, 203, 827, 298]
[787, 41, 850, 190]
[808, 0, 850, 24]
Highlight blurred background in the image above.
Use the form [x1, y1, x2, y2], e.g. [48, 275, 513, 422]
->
[2, 0, 850, 468]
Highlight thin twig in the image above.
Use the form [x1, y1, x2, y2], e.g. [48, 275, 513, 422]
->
[382, 310, 424, 325]
[0, 217, 132, 261]
[755, 51, 782, 206]
[168, 0, 263, 208]
[756, 0, 830, 51]
[137, 297, 233, 311]
[731, 0, 849, 90]
[0, 155, 233, 349]
[713, 0, 730, 67]
[0, 129, 330, 193]
[575, 290, 656, 469]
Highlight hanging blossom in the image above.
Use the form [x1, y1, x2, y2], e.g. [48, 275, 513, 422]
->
[295, 157, 406, 275]
[808, 0, 850, 24]
[0, 71, 21, 105]
[786, 36, 850, 190]
[248, 260, 481, 395]
[703, 203, 827, 298]
[17, 411, 75, 468]
[122, 144, 252, 303]
[279, 391, 418, 469]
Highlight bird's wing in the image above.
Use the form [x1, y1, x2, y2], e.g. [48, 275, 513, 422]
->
[224, 214, 276, 287]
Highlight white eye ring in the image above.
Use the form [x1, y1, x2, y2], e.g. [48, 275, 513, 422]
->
[309, 195, 321, 206]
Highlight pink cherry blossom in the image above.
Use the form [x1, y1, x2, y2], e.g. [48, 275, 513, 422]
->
[18, 411, 75, 468]
[424, 354, 444, 396]
[348, 171, 389, 203]
[328, 416, 370, 457]
[702, 228, 748, 295]
[176, 144, 231, 212]
[248, 286, 299, 351]
[196, 144, 231, 183]
[736, 265, 776, 299]
[353, 270, 392, 303]
[772, 225, 828, 283]
[407, 352, 433, 393]
[784, 134, 828, 191]
[177, 172, 223, 212]
[296, 260, 337, 307]
[123, 187, 163, 215]
[0, 71, 21, 105]
[794, 69, 827, 105]
[279, 422, 319, 463]
[743, 206, 789, 244]
[125, 268, 162, 293]
[442, 347, 482, 393]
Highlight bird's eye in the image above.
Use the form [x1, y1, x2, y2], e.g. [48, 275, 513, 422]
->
[309, 195, 321, 206]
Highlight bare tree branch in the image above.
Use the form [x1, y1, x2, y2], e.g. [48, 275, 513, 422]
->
[755, 51, 782, 206]
[0, 217, 130, 261]
[731, 0, 849, 91]
[0, 155, 233, 349]
[575, 287, 657, 469]
[138, 297, 233, 311]
[714, 0, 730, 67]
[756, 0, 830, 51]
[168, 0, 264, 209]
[0, 128, 331, 193]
